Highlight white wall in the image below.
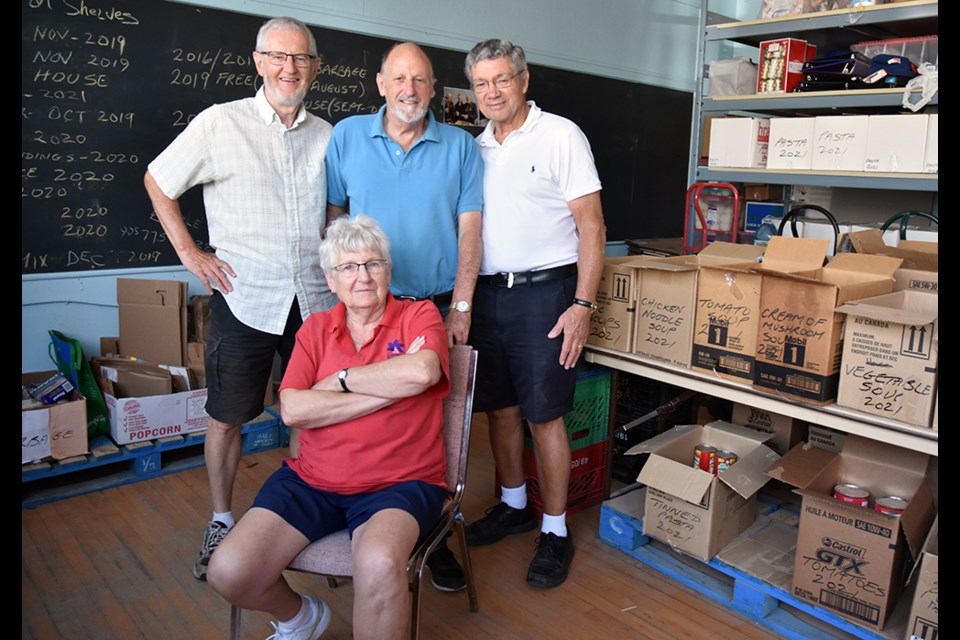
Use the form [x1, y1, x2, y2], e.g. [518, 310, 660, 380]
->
[21, 0, 702, 372]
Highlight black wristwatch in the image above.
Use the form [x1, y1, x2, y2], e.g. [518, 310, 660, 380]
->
[573, 297, 598, 311]
[338, 368, 351, 392]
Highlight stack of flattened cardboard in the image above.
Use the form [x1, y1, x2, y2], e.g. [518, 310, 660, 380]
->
[117, 279, 189, 366]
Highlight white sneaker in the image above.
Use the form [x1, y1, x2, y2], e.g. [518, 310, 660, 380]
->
[266, 595, 331, 640]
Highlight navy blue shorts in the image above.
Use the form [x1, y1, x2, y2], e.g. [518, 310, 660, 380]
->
[205, 291, 301, 425]
[469, 274, 578, 423]
[252, 463, 448, 542]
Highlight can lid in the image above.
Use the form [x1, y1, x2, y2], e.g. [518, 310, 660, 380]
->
[876, 496, 908, 508]
[834, 483, 870, 499]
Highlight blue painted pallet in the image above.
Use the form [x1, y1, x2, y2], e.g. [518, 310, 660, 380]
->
[21, 412, 280, 508]
[599, 491, 897, 640]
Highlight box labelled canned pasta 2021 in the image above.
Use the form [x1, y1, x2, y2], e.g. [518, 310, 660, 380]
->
[765, 437, 936, 631]
[626, 420, 781, 562]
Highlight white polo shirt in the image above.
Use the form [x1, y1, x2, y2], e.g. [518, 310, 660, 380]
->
[476, 101, 602, 275]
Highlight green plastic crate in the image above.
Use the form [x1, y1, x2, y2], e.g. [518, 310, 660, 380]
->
[524, 366, 611, 451]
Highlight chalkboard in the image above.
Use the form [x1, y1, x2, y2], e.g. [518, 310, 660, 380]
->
[21, 0, 692, 274]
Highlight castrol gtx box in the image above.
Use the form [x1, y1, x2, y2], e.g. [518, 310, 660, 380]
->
[626, 420, 780, 562]
[765, 437, 935, 631]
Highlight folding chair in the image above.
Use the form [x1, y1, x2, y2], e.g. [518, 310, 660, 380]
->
[229, 345, 479, 640]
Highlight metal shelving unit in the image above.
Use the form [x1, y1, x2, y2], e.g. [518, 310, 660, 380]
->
[688, 0, 939, 192]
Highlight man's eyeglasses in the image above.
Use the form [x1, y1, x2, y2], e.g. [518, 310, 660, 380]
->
[472, 71, 522, 94]
[331, 260, 390, 275]
[258, 51, 318, 68]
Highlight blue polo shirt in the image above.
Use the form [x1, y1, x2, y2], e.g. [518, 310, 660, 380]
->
[326, 107, 484, 299]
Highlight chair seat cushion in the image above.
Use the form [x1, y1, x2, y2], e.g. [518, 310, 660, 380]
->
[288, 529, 352, 577]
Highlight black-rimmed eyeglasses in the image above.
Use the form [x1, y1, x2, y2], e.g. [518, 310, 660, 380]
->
[331, 260, 390, 276]
[257, 51, 317, 67]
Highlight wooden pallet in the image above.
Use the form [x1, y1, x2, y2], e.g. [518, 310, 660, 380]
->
[599, 490, 912, 640]
[21, 411, 280, 508]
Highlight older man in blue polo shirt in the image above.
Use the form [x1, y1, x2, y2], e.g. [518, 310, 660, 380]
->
[324, 41, 483, 593]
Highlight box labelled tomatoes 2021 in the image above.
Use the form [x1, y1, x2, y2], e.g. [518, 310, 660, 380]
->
[835, 290, 938, 427]
[753, 243, 901, 404]
[626, 420, 781, 562]
[765, 437, 936, 631]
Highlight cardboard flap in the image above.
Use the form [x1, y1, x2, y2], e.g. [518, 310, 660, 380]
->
[846, 229, 939, 271]
[824, 253, 902, 279]
[638, 455, 713, 503]
[115, 368, 173, 398]
[698, 242, 765, 264]
[765, 442, 836, 488]
[705, 419, 775, 445]
[836, 290, 938, 326]
[719, 445, 780, 499]
[900, 480, 936, 560]
[635, 256, 701, 273]
[759, 236, 830, 272]
[117, 278, 185, 307]
[624, 423, 700, 456]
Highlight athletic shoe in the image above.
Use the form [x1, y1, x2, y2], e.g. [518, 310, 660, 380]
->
[464, 502, 537, 547]
[192, 520, 230, 581]
[526, 532, 574, 588]
[266, 595, 330, 640]
[425, 543, 466, 592]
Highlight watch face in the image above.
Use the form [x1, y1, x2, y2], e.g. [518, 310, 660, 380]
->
[454, 300, 471, 313]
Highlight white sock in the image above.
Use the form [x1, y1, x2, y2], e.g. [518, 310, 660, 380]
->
[213, 511, 235, 529]
[501, 484, 527, 510]
[541, 512, 567, 537]
[277, 595, 313, 632]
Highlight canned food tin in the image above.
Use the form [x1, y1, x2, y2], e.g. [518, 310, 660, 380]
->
[875, 496, 909, 516]
[715, 450, 738, 475]
[693, 444, 717, 474]
[834, 483, 870, 507]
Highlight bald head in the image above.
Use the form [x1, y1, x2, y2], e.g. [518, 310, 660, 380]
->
[381, 42, 435, 81]
[377, 42, 436, 125]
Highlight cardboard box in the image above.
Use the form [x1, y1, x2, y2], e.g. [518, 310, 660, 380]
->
[188, 295, 212, 343]
[634, 244, 764, 368]
[730, 403, 806, 455]
[843, 229, 938, 295]
[812, 115, 869, 172]
[22, 371, 89, 463]
[588, 257, 639, 353]
[758, 38, 816, 94]
[766, 437, 936, 630]
[836, 291, 938, 427]
[754, 240, 901, 404]
[708, 117, 770, 169]
[767, 117, 815, 170]
[94, 357, 208, 445]
[626, 420, 781, 562]
[118, 279, 189, 366]
[923, 113, 938, 174]
[742, 183, 780, 201]
[689, 244, 768, 381]
[904, 517, 938, 640]
[864, 114, 928, 173]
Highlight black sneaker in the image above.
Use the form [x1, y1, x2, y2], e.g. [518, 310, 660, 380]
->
[192, 520, 230, 581]
[526, 532, 574, 588]
[465, 502, 538, 547]
[425, 542, 466, 592]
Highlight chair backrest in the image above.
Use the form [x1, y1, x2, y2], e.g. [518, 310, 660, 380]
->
[441, 345, 478, 504]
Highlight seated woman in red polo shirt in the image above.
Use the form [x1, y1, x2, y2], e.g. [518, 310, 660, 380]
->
[208, 214, 450, 640]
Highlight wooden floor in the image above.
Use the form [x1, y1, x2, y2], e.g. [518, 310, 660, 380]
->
[21, 414, 782, 640]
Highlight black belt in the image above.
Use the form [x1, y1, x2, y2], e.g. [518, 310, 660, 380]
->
[478, 263, 578, 288]
[396, 291, 453, 306]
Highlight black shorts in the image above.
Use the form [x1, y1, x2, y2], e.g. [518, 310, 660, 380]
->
[253, 462, 448, 541]
[469, 274, 578, 424]
[204, 292, 301, 425]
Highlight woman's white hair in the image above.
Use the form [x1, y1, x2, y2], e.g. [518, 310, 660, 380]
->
[320, 214, 392, 272]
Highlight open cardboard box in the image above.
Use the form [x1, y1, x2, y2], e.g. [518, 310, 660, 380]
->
[93, 357, 208, 446]
[843, 229, 938, 295]
[626, 420, 781, 562]
[766, 437, 936, 631]
[22, 371, 89, 463]
[753, 240, 901, 404]
[836, 290, 938, 427]
[904, 516, 938, 640]
[632, 243, 764, 369]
